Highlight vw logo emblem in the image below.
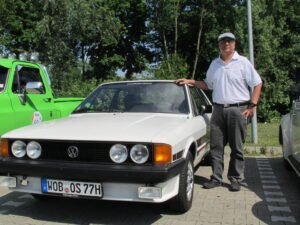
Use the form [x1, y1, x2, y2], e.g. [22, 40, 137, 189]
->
[67, 146, 79, 158]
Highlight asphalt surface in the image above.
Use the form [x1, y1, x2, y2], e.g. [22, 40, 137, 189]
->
[0, 152, 299, 225]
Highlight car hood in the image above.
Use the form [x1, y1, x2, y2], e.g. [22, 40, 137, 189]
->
[3, 113, 190, 143]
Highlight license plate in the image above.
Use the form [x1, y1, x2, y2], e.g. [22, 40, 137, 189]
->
[41, 178, 102, 198]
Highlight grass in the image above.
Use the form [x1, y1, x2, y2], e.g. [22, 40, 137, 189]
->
[245, 121, 280, 147]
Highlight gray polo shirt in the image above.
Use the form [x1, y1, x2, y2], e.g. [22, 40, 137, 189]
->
[205, 51, 262, 104]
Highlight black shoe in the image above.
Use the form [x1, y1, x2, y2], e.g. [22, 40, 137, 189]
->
[229, 181, 241, 192]
[203, 180, 222, 189]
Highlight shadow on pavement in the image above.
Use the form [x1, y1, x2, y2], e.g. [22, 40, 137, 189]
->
[193, 156, 300, 225]
[245, 157, 300, 225]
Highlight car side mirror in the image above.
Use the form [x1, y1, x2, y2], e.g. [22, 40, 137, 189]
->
[18, 82, 43, 105]
[25, 82, 43, 94]
[199, 105, 212, 115]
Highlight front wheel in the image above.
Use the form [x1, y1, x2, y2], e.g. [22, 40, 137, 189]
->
[281, 136, 293, 171]
[168, 152, 194, 213]
[283, 157, 293, 171]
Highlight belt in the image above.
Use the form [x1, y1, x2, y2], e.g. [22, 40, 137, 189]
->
[214, 101, 250, 108]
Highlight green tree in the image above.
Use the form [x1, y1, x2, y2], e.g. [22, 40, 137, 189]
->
[35, 1, 123, 85]
[0, 0, 43, 56]
[105, 0, 153, 79]
[240, 0, 300, 121]
[146, 0, 245, 79]
[0, 0, 299, 120]
[146, 0, 299, 121]
[151, 54, 189, 80]
[146, 0, 191, 78]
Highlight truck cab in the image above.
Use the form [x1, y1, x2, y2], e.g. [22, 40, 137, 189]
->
[0, 59, 83, 136]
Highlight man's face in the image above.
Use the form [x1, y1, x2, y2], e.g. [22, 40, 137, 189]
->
[218, 38, 236, 55]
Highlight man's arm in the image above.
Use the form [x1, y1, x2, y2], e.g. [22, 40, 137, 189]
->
[243, 82, 263, 117]
[175, 78, 209, 90]
[251, 83, 263, 105]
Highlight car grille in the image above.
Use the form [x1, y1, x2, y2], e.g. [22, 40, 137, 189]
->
[8, 140, 153, 164]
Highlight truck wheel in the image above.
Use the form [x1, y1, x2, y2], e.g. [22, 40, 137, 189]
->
[168, 152, 194, 213]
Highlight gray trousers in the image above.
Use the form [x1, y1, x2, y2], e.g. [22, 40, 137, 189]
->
[210, 105, 248, 182]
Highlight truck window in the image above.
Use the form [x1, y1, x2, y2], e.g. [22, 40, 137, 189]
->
[0, 66, 8, 92]
[12, 66, 45, 94]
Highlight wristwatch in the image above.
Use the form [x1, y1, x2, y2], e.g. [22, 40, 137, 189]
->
[248, 102, 258, 109]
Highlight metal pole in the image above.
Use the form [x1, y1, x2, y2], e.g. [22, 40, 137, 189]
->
[247, 0, 258, 144]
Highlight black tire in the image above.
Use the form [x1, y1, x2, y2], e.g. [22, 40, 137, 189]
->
[200, 152, 211, 166]
[168, 152, 194, 213]
[281, 132, 293, 171]
[283, 157, 293, 171]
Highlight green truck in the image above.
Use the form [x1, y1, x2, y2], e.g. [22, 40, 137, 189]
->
[0, 58, 83, 136]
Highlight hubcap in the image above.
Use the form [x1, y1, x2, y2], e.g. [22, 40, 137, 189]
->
[186, 162, 194, 201]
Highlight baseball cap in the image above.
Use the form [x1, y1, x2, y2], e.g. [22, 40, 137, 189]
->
[218, 32, 236, 41]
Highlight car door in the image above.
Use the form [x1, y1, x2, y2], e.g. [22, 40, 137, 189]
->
[188, 86, 212, 165]
[291, 100, 300, 162]
[0, 65, 15, 136]
[8, 63, 55, 128]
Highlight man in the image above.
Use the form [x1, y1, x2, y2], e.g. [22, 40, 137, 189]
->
[176, 32, 262, 192]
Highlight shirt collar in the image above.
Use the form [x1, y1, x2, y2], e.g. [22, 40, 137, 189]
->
[232, 51, 239, 60]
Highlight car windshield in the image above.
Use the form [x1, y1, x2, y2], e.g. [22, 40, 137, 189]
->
[0, 66, 8, 92]
[73, 82, 189, 114]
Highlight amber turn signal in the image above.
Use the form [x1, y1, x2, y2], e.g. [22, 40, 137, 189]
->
[0, 139, 9, 157]
[154, 144, 172, 164]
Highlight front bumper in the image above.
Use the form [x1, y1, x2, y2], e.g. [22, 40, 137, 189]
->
[0, 157, 185, 183]
[0, 175, 180, 203]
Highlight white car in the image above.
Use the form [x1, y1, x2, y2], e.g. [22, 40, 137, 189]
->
[0, 80, 212, 213]
[280, 98, 300, 177]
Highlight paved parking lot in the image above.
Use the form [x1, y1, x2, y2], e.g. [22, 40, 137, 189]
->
[0, 151, 299, 225]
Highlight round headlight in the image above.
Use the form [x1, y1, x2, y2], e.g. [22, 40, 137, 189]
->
[11, 140, 26, 158]
[26, 141, 42, 159]
[109, 144, 128, 163]
[130, 144, 149, 164]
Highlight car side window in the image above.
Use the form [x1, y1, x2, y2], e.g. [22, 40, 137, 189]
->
[12, 66, 45, 94]
[189, 87, 210, 116]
